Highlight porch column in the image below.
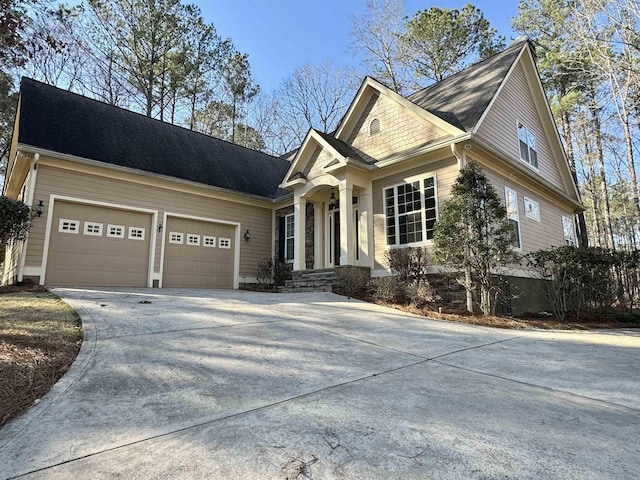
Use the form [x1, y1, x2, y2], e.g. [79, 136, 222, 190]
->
[313, 202, 323, 269]
[359, 189, 372, 268]
[293, 195, 306, 271]
[339, 182, 355, 266]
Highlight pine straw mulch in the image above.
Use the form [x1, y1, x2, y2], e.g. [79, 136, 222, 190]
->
[0, 285, 82, 428]
[335, 290, 640, 331]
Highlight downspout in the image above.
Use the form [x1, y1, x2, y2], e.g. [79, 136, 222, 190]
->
[17, 153, 39, 282]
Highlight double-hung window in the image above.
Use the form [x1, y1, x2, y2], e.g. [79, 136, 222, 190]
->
[518, 122, 538, 168]
[562, 216, 576, 246]
[505, 187, 521, 249]
[284, 214, 295, 261]
[385, 175, 437, 246]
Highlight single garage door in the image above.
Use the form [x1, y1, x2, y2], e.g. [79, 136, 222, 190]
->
[162, 217, 235, 288]
[46, 201, 152, 287]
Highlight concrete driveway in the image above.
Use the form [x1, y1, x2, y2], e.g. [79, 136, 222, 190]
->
[1, 289, 639, 479]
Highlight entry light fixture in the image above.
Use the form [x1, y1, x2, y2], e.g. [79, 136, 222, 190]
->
[158, 222, 163, 233]
[35, 200, 44, 217]
[244, 229, 251, 241]
[328, 189, 337, 210]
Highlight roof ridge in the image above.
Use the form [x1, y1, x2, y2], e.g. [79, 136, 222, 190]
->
[406, 39, 527, 99]
[19, 77, 281, 161]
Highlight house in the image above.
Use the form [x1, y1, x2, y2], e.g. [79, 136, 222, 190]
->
[2, 38, 583, 311]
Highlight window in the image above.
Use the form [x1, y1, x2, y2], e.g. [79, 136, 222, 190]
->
[518, 122, 538, 168]
[187, 234, 200, 246]
[107, 224, 125, 238]
[169, 231, 183, 244]
[59, 219, 79, 234]
[219, 237, 231, 249]
[369, 118, 380, 135]
[284, 214, 295, 261]
[524, 197, 540, 221]
[128, 227, 145, 240]
[83, 222, 102, 236]
[203, 235, 216, 247]
[562, 216, 576, 246]
[505, 187, 521, 249]
[384, 175, 437, 246]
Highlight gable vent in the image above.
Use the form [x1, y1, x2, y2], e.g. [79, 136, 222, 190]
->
[369, 118, 380, 135]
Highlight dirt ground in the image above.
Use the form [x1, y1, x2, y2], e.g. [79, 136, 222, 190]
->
[0, 285, 82, 428]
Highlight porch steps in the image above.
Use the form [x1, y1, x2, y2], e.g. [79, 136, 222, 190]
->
[278, 269, 336, 293]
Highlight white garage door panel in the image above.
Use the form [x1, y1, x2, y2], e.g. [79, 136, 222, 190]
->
[162, 217, 235, 288]
[46, 201, 152, 287]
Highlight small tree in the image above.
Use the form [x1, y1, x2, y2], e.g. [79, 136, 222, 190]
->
[0, 195, 31, 249]
[433, 162, 517, 315]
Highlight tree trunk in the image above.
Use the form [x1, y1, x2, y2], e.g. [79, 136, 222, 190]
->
[560, 110, 589, 247]
[464, 265, 473, 314]
[591, 106, 615, 249]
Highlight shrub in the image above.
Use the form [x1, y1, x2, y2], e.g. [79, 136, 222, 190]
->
[254, 258, 291, 287]
[0, 196, 31, 248]
[404, 280, 436, 307]
[385, 246, 430, 285]
[615, 312, 640, 324]
[370, 276, 402, 303]
[334, 267, 370, 296]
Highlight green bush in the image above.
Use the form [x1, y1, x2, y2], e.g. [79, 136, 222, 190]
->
[0, 196, 31, 247]
[615, 312, 640, 324]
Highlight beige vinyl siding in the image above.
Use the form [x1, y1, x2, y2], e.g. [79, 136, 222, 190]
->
[27, 162, 274, 281]
[482, 167, 572, 253]
[347, 93, 445, 162]
[475, 62, 565, 191]
[372, 157, 459, 270]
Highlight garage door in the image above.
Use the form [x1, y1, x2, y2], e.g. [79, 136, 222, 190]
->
[162, 217, 235, 288]
[46, 201, 152, 287]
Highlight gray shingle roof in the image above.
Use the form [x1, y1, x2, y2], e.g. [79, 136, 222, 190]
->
[407, 40, 527, 132]
[315, 130, 368, 165]
[18, 78, 291, 199]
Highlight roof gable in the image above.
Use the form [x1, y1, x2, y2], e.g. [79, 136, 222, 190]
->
[17, 78, 290, 199]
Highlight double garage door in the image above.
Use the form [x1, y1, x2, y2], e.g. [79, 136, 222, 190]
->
[46, 201, 235, 288]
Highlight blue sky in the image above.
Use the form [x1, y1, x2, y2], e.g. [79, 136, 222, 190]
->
[201, 1, 521, 93]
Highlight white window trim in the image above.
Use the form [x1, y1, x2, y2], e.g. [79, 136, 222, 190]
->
[128, 227, 146, 241]
[516, 120, 539, 171]
[505, 187, 522, 251]
[169, 231, 184, 244]
[58, 219, 80, 234]
[284, 213, 295, 262]
[523, 196, 541, 222]
[203, 235, 216, 247]
[383, 172, 438, 248]
[562, 215, 576, 246]
[219, 237, 231, 249]
[83, 222, 103, 236]
[106, 224, 125, 238]
[187, 233, 201, 246]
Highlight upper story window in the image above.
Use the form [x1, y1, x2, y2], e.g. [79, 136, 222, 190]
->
[505, 187, 521, 249]
[518, 122, 538, 169]
[385, 175, 437, 246]
[562, 216, 576, 246]
[369, 118, 381, 136]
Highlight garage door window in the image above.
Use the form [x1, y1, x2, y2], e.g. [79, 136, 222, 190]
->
[59, 219, 79, 234]
[169, 232, 183, 244]
[107, 224, 125, 238]
[187, 234, 200, 246]
[128, 227, 145, 240]
[219, 237, 231, 249]
[83, 222, 103, 236]
[203, 235, 216, 247]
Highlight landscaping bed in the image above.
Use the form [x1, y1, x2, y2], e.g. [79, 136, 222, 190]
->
[0, 285, 82, 428]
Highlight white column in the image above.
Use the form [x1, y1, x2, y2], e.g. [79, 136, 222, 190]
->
[359, 190, 372, 268]
[339, 182, 354, 266]
[293, 195, 306, 271]
[313, 202, 322, 269]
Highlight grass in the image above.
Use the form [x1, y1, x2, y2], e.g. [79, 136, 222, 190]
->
[0, 286, 82, 428]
